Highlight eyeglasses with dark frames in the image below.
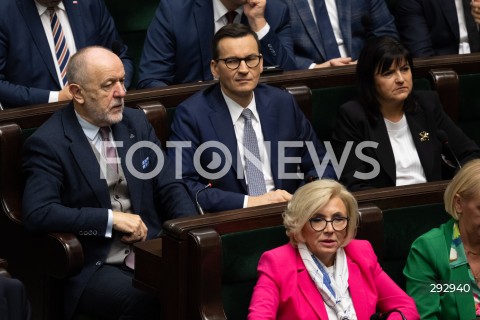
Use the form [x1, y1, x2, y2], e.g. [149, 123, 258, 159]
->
[309, 216, 350, 232]
[215, 54, 262, 70]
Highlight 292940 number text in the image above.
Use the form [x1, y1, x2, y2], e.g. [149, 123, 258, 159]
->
[429, 283, 471, 293]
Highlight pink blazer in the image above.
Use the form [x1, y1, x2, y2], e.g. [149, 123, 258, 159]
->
[248, 240, 419, 320]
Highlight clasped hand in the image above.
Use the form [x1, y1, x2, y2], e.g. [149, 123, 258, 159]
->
[112, 211, 148, 243]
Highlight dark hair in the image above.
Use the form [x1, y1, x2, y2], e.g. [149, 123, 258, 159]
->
[356, 36, 415, 124]
[211, 23, 261, 60]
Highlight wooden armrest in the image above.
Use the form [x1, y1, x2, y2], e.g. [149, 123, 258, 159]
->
[0, 258, 7, 269]
[45, 232, 84, 279]
[356, 203, 384, 261]
[188, 228, 226, 320]
[282, 85, 312, 121]
[0, 123, 23, 224]
[0, 258, 10, 277]
[0, 123, 83, 279]
[428, 68, 459, 122]
[136, 101, 169, 149]
[132, 237, 163, 296]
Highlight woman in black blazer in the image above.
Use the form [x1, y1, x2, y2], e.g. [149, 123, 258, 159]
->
[332, 36, 480, 191]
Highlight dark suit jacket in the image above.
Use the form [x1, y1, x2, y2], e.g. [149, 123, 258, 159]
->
[395, 0, 477, 57]
[331, 91, 480, 191]
[168, 83, 336, 212]
[282, 0, 398, 69]
[137, 0, 297, 88]
[22, 104, 196, 319]
[0, 276, 31, 320]
[0, 0, 134, 108]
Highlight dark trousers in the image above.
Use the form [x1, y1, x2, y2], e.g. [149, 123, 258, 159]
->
[0, 276, 31, 320]
[76, 264, 160, 320]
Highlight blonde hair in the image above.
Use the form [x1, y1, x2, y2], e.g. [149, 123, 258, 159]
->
[283, 179, 359, 246]
[444, 159, 480, 219]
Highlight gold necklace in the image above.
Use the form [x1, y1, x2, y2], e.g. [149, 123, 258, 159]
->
[465, 248, 480, 282]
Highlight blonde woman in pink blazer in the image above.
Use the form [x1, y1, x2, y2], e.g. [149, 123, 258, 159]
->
[248, 180, 419, 320]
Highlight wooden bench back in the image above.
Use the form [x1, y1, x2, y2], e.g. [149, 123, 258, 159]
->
[158, 180, 448, 320]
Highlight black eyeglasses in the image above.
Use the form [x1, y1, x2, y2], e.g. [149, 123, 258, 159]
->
[215, 54, 262, 70]
[309, 216, 349, 232]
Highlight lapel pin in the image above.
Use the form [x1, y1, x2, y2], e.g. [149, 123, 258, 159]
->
[142, 157, 150, 169]
[130, 134, 135, 139]
[419, 131, 429, 142]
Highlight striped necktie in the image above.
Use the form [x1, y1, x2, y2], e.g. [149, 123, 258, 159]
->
[99, 127, 119, 174]
[241, 109, 267, 196]
[48, 7, 70, 86]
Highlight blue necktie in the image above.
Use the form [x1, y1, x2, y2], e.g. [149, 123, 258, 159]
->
[462, 0, 480, 52]
[241, 109, 267, 196]
[313, 0, 341, 60]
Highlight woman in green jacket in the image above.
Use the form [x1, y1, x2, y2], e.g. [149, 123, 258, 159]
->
[404, 159, 480, 319]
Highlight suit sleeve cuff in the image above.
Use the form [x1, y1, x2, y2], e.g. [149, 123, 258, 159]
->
[49, 91, 59, 103]
[255, 23, 270, 40]
[105, 209, 113, 238]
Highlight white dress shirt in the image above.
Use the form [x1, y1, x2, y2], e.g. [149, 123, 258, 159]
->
[212, 0, 270, 39]
[384, 115, 427, 186]
[35, 0, 77, 102]
[222, 90, 275, 207]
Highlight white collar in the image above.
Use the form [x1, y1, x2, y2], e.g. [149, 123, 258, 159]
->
[212, 0, 242, 23]
[35, 1, 66, 16]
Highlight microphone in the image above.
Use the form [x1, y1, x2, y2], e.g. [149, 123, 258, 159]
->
[437, 130, 462, 169]
[111, 40, 123, 56]
[370, 309, 406, 320]
[195, 182, 213, 215]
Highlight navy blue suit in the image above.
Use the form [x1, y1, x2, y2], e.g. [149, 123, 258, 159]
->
[22, 104, 196, 319]
[168, 84, 336, 212]
[137, 0, 297, 88]
[396, 0, 475, 57]
[282, 0, 398, 69]
[0, 276, 31, 320]
[0, 0, 134, 108]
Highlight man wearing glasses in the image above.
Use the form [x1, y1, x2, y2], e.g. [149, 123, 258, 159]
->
[168, 24, 336, 213]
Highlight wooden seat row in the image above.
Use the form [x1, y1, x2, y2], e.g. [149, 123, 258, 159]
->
[2, 53, 480, 147]
[0, 53, 477, 320]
